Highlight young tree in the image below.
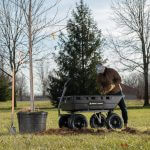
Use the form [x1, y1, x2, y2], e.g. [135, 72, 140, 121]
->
[19, 0, 66, 111]
[0, 0, 66, 109]
[48, 0, 104, 104]
[110, 0, 150, 106]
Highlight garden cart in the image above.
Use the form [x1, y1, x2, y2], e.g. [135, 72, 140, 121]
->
[58, 79, 123, 130]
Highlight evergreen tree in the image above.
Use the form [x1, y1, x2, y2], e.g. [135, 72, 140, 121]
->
[0, 74, 11, 101]
[48, 0, 104, 105]
[47, 72, 65, 107]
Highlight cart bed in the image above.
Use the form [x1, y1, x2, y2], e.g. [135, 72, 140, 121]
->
[60, 95, 122, 112]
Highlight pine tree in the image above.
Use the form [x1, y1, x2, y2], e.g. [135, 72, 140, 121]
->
[48, 0, 104, 104]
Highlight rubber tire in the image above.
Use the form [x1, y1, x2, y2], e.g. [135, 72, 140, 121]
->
[106, 113, 123, 130]
[59, 114, 70, 128]
[68, 114, 88, 129]
[90, 113, 106, 128]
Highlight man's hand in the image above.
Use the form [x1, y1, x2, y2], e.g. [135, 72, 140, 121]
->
[109, 84, 115, 92]
[100, 84, 115, 95]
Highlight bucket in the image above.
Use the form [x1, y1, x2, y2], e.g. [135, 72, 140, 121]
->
[17, 111, 48, 133]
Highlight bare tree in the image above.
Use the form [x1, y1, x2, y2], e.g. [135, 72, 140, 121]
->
[0, 0, 28, 107]
[16, 74, 28, 101]
[0, 55, 4, 76]
[0, 51, 12, 77]
[110, 0, 150, 106]
[19, 0, 67, 111]
[0, 0, 67, 109]
[123, 73, 145, 99]
[37, 60, 49, 97]
[123, 73, 139, 88]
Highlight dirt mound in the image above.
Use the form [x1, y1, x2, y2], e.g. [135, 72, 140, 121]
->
[143, 130, 150, 135]
[37, 128, 107, 136]
[36, 128, 150, 136]
[122, 127, 150, 135]
[121, 127, 140, 134]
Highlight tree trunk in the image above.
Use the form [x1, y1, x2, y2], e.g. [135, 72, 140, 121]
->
[42, 88, 45, 97]
[19, 89, 23, 101]
[143, 65, 149, 106]
[29, 0, 34, 111]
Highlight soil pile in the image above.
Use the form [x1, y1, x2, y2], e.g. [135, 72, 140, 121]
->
[143, 130, 150, 135]
[36, 128, 150, 136]
[37, 128, 107, 136]
[121, 127, 140, 134]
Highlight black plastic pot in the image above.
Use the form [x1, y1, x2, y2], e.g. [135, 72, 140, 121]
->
[17, 111, 48, 133]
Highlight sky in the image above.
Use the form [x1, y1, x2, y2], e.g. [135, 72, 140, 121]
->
[61, 0, 114, 32]
[47, 0, 117, 64]
[27, 0, 124, 95]
[51, 0, 115, 34]
[46, 0, 121, 69]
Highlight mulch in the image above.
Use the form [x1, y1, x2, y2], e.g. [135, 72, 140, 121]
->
[36, 127, 150, 136]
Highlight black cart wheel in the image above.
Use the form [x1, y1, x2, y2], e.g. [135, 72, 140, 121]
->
[90, 113, 106, 128]
[106, 113, 123, 130]
[59, 114, 70, 128]
[68, 114, 88, 129]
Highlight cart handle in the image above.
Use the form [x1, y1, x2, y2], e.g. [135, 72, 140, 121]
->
[58, 78, 71, 116]
[64, 78, 71, 87]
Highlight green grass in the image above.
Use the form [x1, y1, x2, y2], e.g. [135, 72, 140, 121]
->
[0, 100, 150, 150]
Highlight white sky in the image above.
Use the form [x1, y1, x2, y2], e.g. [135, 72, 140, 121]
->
[47, 0, 117, 65]
[55, 0, 115, 34]
[27, 0, 127, 95]
[47, 0, 122, 68]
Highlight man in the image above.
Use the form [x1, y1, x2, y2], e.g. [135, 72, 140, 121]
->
[96, 64, 128, 128]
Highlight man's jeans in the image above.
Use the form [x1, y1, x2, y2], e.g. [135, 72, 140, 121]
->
[109, 91, 128, 124]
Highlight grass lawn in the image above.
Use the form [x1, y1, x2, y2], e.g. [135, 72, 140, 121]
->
[0, 100, 150, 150]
